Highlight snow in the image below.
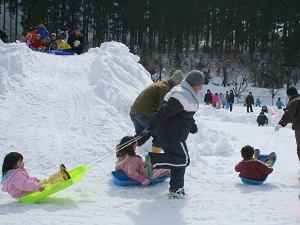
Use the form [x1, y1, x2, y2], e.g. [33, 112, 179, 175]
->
[0, 42, 299, 225]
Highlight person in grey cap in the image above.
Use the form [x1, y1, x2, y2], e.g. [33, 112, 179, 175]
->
[130, 70, 184, 152]
[147, 70, 204, 199]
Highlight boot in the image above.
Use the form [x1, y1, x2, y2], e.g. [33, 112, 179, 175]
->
[168, 188, 185, 199]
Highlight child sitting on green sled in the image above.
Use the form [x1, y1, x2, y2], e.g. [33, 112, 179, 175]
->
[235, 145, 276, 182]
[1, 152, 71, 198]
[116, 136, 169, 186]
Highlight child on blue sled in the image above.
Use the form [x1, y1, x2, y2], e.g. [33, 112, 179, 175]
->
[115, 136, 169, 186]
[235, 145, 276, 184]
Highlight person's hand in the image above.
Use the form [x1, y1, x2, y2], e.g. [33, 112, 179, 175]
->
[275, 124, 282, 132]
[190, 123, 198, 134]
[141, 128, 150, 136]
[142, 179, 151, 186]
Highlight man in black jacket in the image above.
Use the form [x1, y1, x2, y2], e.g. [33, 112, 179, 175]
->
[276, 87, 300, 162]
[246, 92, 254, 113]
[148, 70, 204, 199]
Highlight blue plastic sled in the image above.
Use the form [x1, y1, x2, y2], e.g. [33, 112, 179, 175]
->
[48, 50, 75, 56]
[112, 170, 168, 187]
[240, 177, 266, 185]
[239, 153, 276, 185]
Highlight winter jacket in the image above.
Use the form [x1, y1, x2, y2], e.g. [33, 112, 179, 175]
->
[204, 92, 213, 104]
[212, 95, 220, 107]
[26, 31, 45, 49]
[279, 95, 300, 130]
[37, 26, 49, 39]
[131, 80, 174, 118]
[246, 95, 254, 106]
[228, 93, 234, 104]
[150, 80, 199, 144]
[56, 40, 72, 50]
[115, 155, 168, 184]
[1, 168, 42, 198]
[235, 160, 273, 181]
[68, 32, 84, 54]
[276, 99, 284, 109]
[257, 112, 268, 126]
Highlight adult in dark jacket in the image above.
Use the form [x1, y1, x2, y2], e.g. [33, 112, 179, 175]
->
[276, 87, 300, 161]
[68, 30, 84, 54]
[130, 70, 184, 152]
[148, 70, 204, 198]
[228, 90, 235, 112]
[204, 89, 212, 105]
[257, 111, 268, 126]
[246, 92, 254, 113]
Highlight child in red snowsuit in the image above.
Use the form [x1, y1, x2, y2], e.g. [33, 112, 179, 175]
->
[235, 146, 276, 181]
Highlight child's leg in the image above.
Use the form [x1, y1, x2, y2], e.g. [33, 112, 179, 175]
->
[151, 169, 170, 179]
[41, 164, 71, 186]
[170, 167, 186, 192]
[265, 152, 277, 168]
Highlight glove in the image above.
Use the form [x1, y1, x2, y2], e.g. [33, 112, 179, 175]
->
[275, 124, 282, 132]
[140, 128, 150, 136]
[190, 123, 198, 134]
[142, 179, 151, 186]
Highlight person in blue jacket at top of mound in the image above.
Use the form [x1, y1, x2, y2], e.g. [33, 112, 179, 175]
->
[235, 145, 276, 182]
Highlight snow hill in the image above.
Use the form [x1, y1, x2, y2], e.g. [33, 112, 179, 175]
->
[0, 41, 299, 225]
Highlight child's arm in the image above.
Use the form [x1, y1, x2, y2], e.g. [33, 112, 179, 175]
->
[14, 171, 43, 192]
[234, 162, 243, 172]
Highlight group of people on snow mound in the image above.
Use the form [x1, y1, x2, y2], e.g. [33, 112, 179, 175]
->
[115, 70, 204, 199]
[23, 24, 84, 54]
[204, 90, 235, 112]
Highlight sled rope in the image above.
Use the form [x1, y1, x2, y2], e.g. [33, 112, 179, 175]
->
[116, 134, 147, 152]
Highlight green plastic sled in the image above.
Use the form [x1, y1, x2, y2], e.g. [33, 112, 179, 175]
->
[18, 165, 88, 204]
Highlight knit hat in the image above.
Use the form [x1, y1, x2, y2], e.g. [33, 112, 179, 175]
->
[169, 70, 184, 84]
[185, 70, 205, 86]
[287, 87, 299, 97]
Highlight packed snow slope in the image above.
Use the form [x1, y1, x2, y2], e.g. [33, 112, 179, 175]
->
[0, 41, 299, 225]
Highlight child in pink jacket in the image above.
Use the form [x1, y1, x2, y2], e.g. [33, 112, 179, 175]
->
[116, 136, 169, 186]
[212, 93, 221, 108]
[1, 152, 44, 198]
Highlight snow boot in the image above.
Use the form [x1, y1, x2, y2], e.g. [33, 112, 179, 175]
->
[266, 152, 277, 167]
[145, 155, 153, 177]
[41, 164, 71, 186]
[168, 188, 185, 199]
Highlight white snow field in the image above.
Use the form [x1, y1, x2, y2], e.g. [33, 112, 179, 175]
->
[0, 41, 299, 225]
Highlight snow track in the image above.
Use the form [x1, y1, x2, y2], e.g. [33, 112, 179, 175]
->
[0, 41, 299, 225]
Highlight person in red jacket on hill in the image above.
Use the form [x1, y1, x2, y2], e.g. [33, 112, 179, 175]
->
[235, 145, 276, 181]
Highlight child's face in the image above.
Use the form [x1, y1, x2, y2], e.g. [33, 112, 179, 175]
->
[16, 159, 24, 169]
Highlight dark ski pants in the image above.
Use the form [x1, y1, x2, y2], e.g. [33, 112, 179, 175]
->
[130, 112, 159, 147]
[295, 129, 300, 161]
[149, 141, 190, 190]
[247, 105, 253, 113]
[229, 103, 233, 112]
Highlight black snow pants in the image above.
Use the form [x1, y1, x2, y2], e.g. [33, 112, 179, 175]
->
[149, 141, 190, 191]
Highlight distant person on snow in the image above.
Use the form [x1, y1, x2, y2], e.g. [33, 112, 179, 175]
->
[47, 33, 58, 51]
[220, 93, 226, 108]
[56, 32, 72, 51]
[227, 90, 235, 112]
[1, 152, 71, 199]
[212, 93, 221, 108]
[276, 87, 300, 162]
[276, 97, 284, 109]
[147, 70, 204, 199]
[130, 70, 184, 153]
[204, 89, 213, 105]
[245, 92, 254, 113]
[255, 98, 262, 107]
[26, 29, 46, 50]
[68, 29, 84, 54]
[235, 146, 276, 182]
[256, 111, 268, 127]
[115, 136, 169, 186]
